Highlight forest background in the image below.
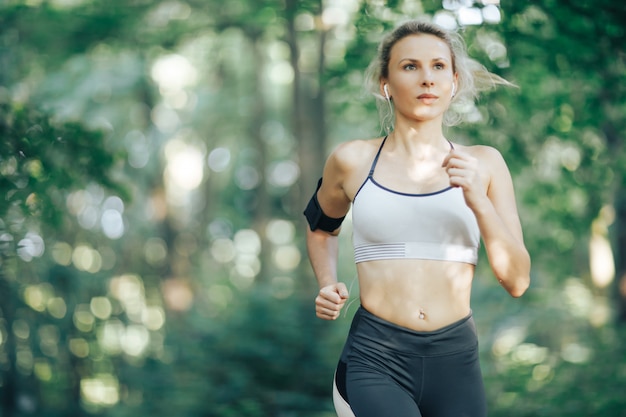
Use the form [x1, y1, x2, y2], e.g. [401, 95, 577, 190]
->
[1, 0, 626, 416]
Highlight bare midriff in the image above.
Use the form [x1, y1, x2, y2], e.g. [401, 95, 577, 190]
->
[357, 259, 475, 332]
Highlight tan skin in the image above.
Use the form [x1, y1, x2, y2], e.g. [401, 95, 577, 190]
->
[306, 34, 531, 331]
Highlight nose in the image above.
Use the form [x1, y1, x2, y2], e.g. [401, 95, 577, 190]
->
[421, 68, 434, 86]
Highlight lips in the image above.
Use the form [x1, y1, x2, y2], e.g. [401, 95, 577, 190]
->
[417, 94, 438, 99]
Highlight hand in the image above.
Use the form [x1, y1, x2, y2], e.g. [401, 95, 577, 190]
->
[315, 283, 349, 320]
[442, 149, 488, 211]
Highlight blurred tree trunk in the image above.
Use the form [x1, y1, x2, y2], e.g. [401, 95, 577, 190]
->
[249, 29, 271, 282]
[285, 0, 303, 206]
[286, 0, 328, 296]
[287, 0, 328, 210]
[0, 268, 17, 416]
[614, 185, 626, 324]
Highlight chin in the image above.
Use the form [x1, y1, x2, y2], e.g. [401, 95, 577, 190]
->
[411, 113, 441, 123]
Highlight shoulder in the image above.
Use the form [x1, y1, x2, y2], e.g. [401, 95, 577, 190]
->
[327, 137, 384, 172]
[322, 137, 384, 200]
[457, 143, 515, 201]
[455, 143, 508, 172]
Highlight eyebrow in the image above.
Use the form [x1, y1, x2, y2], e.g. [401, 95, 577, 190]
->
[399, 57, 451, 63]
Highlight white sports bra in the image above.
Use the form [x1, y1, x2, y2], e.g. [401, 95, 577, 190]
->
[352, 137, 480, 265]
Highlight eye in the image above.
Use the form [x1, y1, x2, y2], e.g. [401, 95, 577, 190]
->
[434, 62, 445, 70]
[403, 63, 416, 71]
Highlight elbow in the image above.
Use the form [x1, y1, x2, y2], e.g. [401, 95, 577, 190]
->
[505, 270, 530, 298]
[510, 289, 525, 298]
[497, 267, 531, 298]
[506, 251, 531, 298]
[508, 279, 529, 298]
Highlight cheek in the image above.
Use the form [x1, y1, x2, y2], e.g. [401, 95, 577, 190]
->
[438, 70, 455, 81]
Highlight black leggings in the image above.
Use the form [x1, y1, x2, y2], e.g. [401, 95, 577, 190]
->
[335, 306, 487, 417]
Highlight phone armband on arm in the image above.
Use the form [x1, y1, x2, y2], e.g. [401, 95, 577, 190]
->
[303, 178, 346, 232]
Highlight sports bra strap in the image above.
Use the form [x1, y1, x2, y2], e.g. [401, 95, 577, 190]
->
[368, 136, 388, 177]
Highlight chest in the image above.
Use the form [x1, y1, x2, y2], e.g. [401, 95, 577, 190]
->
[352, 181, 479, 245]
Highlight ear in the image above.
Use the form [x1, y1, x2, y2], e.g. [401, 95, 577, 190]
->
[451, 73, 459, 97]
[380, 80, 389, 99]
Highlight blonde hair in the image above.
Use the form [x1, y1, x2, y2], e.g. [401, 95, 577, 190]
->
[365, 20, 514, 130]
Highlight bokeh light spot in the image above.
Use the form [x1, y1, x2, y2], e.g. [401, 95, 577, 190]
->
[161, 279, 194, 312]
[90, 297, 113, 320]
[208, 147, 231, 172]
[47, 297, 67, 319]
[144, 238, 168, 267]
[101, 209, 125, 239]
[142, 306, 165, 331]
[52, 242, 73, 266]
[273, 245, 301, 271]
[211, 238, 236, 263]
[266, 219, 295, 245]
[81, 374, 119, 406]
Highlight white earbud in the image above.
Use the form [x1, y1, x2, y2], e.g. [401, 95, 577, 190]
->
[383, 84, 390, 100]
[451, 83, 457, 98]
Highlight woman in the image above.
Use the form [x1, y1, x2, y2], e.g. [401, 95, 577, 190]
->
[303, 20, 531, 417]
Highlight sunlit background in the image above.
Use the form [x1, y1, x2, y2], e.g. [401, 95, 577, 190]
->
[1, 0, 625, 416]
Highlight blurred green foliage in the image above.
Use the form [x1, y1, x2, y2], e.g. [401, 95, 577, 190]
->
[0, 101, 128, 227]
[0, 0, 625, 416]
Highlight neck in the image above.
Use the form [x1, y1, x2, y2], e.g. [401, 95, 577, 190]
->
[388, 118, 449, 157]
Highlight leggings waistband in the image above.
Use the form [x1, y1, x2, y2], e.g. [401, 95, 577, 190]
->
[347, 306, 478, 356]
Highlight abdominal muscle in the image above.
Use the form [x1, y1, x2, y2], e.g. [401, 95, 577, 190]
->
[356, 259, 475, 331]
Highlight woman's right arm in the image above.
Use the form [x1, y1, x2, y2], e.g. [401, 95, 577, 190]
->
[305, 148, 353, 320]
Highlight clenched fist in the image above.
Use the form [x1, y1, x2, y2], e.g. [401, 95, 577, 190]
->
[315, 283, 349, 320]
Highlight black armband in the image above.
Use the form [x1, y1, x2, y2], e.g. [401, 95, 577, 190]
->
[303, 177, 346, 232]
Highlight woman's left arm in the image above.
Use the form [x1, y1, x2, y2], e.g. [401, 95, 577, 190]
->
[444, 146, 531, 297]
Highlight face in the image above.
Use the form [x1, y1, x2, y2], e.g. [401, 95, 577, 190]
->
[382, 34, 457, 122]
